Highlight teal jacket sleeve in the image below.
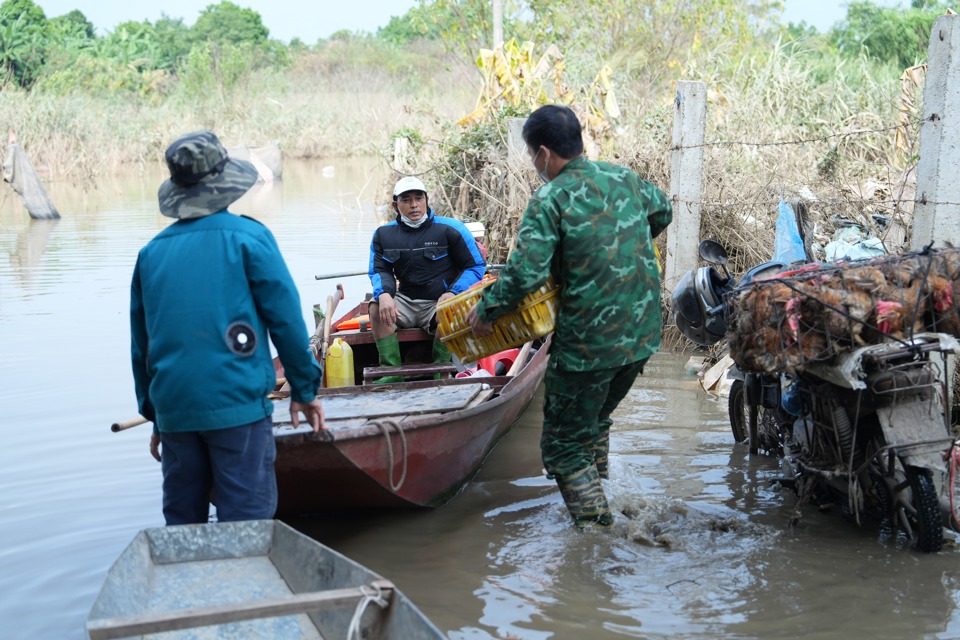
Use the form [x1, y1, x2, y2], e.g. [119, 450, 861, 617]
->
[246, 229, 322, 403]
[129, 255, 157, 430]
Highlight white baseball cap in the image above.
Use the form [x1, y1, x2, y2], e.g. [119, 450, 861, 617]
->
[393, 176, 427, 197]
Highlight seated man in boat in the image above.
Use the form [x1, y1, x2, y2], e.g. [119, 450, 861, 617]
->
[368, 176, 486, 382]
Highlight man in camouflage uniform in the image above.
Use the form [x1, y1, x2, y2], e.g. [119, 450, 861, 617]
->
[131, 130, 324, 525]
[467, 105, 672, 529]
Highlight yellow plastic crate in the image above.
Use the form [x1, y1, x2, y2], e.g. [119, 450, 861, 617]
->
[437, 275, 559, 362]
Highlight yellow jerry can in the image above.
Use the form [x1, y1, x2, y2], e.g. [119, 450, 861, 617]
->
[325, 338, 354, 388]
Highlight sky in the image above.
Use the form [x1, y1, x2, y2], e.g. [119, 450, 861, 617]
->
[782, 0, 909, 32]
[34, 1, 421, 43]
[34, 0, 914, 44]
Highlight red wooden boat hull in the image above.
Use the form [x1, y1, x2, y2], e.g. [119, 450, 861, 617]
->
[272, 300, 550, 514]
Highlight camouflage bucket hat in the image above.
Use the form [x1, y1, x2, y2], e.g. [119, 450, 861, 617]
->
[158, 130, 259, 219]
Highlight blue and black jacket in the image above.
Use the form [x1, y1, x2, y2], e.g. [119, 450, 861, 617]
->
[369, 208, 486, 301]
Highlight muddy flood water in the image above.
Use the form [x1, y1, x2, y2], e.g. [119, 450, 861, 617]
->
[3, 158, 960, 639]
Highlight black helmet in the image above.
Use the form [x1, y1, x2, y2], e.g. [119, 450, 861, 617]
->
[671, 266, 729, 346]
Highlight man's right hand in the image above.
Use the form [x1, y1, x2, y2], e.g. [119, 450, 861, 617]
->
[376, 293, 398, 329]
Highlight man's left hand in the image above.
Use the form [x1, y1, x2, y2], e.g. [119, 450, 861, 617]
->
[150, 433, 161, 462]
[291, 398, 325, 434]
[467, 304, 494, 337]
[438, 292, 455, 304]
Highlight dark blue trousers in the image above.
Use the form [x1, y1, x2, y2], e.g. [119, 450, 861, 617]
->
[159, 416, 277, 525]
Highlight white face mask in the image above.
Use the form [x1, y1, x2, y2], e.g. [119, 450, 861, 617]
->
[532, 147, 550, 184]
[399, 213, 427, 228]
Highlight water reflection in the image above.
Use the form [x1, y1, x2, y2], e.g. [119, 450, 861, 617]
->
[11, 219, 58, 279]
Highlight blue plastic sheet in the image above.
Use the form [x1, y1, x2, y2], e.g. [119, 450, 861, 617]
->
[823, 226, 887, 261]
[772, 201, 807, 263]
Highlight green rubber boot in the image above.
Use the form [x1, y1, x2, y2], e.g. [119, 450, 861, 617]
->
[374, 334, 404, 383]
[554, 465, 613, 529]
[592, 445, 609, 480]
[591, 422, 611, 479]
[432, 338, 451, 379]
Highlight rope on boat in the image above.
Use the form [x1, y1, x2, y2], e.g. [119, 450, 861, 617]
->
[347, 583, 391, 640]
[373, 419, 408, 492]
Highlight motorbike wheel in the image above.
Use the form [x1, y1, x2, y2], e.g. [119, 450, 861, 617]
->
[728, 379, 748, 444]
[728, 379, 783, 455]
[872, 461, 943, 553]
[905, 468, 943, 553]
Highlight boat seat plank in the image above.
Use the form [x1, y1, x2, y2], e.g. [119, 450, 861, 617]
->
[362, 361, 458, 383]
[334, 327, 432, 347]
[272, 383, 487, 425]
[87, 581, 394, 640]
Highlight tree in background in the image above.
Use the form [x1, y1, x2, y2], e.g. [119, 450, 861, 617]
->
[523, 0, 781, 81]
[48, 9, 94, 39]
[0, 0, 47, 88]
[378, 9, 431, 46]
[833, 1, 941, 69]
[412, 0, 525, 59]
[192, 1, 269, 47]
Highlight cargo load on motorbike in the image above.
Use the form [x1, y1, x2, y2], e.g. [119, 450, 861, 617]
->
[726, 247, 960, 374]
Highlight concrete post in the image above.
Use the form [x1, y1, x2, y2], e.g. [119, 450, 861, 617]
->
[665, 81, 707, 294]
[506, 117, 527, 163]
[912, 14, 960, 250]
[913, 16, 960, 425]
[493, 0, 504, 49]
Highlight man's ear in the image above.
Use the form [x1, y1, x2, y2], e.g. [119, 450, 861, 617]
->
[392, 198, 399, 214]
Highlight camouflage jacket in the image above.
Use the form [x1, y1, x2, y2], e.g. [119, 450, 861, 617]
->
[476, 157, 672, 371]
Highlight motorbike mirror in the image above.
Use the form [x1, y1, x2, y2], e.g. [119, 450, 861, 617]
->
[699, 240, 731, 279]
[699, 240, 728, 265]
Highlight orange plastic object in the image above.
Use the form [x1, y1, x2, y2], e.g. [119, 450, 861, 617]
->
[336, 314, 369, 331]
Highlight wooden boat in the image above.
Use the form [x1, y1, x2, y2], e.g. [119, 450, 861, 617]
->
[86, 519, 444, 639]
[270, 290, 551, 515]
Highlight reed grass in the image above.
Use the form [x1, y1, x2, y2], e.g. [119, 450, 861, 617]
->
[0, 39, 476, 180]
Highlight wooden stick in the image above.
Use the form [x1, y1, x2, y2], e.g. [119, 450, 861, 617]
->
[506, 341, 534, 377]
[316, 265, 505, 280]
[315, 269, 366, 280]
[87, 581, 394, 640]
[319, 285, 344, 384]
[111, 416, 149, 433]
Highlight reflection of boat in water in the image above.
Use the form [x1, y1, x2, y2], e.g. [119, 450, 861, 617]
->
[271, 294, 551, 515]
[86, 519, 445, 639]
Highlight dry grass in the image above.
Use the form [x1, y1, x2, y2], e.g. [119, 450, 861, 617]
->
[0, 43, 476, 181]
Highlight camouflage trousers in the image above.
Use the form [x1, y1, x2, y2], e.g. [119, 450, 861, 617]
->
[541, 358, 648, 479]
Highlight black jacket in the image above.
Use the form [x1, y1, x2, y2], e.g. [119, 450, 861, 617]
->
[369, 209, 485, 301]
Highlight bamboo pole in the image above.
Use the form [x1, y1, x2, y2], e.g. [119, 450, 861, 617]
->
[111, 416, 149, 433]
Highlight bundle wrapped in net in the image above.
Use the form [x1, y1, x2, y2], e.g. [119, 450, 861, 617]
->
[726, 247, 960, 374]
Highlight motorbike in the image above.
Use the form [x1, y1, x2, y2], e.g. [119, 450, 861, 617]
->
[673, 234, 960, 553]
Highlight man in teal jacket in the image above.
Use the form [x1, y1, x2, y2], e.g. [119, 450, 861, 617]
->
[130, 130, 324, 525]
[468, 105, 672, 529]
